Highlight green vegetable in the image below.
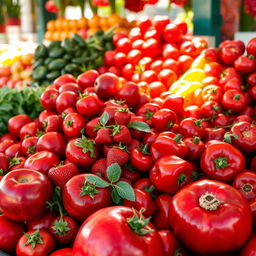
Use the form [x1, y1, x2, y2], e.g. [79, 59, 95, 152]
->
[48, 59, 67, 70]
[32, 66, 47, 81]
[34, 45, 48, 59]
[49, 47, 65, 58]
[0, 86, 44, 136]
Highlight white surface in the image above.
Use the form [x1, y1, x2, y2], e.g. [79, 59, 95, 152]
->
[235, 32, 256, 45]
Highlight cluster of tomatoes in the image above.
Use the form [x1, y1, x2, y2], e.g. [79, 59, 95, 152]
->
[2, 17, 256, 256]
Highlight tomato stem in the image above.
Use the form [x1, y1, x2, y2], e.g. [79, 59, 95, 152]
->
[212, 156, 229, 170]
[243, 184, 253, 193]
[199, 192, 220, 211]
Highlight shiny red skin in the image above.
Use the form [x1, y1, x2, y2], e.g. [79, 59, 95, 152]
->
[40, 88, 59, 110]
[204, 48, 220, 62]
[150, 134, 188, 161]
[16, 229, 55, 256]
[153, 15, 170, 33]
[184, 105, 201, 118]
[38, 110, 55, 124]
[169, 179, 252, 254]
[24, 151, 60, 175]
[0, 168, 53, 221]
[78, 70, 99, 89]
[234, 169, 256, 203]
[240, 236, 256, 256]
[177, 55, 194, 74]
[73, 206, 165, 256]
[76, 93, 103, 117]
[153, 194, 172, 230]
[200, 101, 220, 118]
[143, 130, 159, 146]
[116, 82, 141, 107]
[19, 122, 41, 140]
[63, 113, 86, 138]
[0, 152, 9, 173]
[65, 138, 98, 167]
[162, 94, 184, 115]
[163, 23, 182, 43]
[142, 39, 161, 59]
[0, 133, 17, 143]
[50, 248, 72, 256]
[150, 155, 193, 194]
[56, 91, 78, 114]
[54, 74, 76, 89]
[183, 137, 205, 161]
[0, 139, 14, 153]
[63, 174, 111, 222]
[8, 156, 26, 172]
[219, 67, 241, 86]
[130, 148, 153, 172]
[230, 121, 256, 153]
[26, 211, 58, 231]
[220, 44, 241, 65]
[0, 215, 24, 253]
[152, 108, 177, 132]
[58, 83, 81, 94]
[124, 188, 156, 217]
[224, 77, 242, 92]
[5, 143, 23, 158]
[200, 141, 245, 182]
[202, 85, 223, 103]
[248, 72, 256, 86]
[235, 55, 256, 74]
[44, 115, 63, 133]
[178, 117, 205, 137]
[85, 117, 100, 138]
[222, 89, 246, 112]
[37, 132, 66, 158]
[21, 136, 39, 156]
[8, 114, 31, 136]
[204, 127, 225, 141]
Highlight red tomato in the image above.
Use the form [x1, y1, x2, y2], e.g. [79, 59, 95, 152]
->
[222, 89, 246, 112]
[200, 141, 245, 182]
[162, 94, 184, 115]
[40, 88, 59, 110]
[117, 38, 132, 54]
[142, 39, 160, 58]
[19, 121, 41, 140]
[54, 74, 76, 89]
[16, 229, 55, 256]
[56, 91, 78, 114]
[24, 151, 60, 175]
[0, 168, 52, 221]
[169, 179, 252, 254]
[77, 70, 99, 88]
[73, 206, 165, 256]
[8, 114, 31, 137]
[150, 155, 193, 194]
[162, 44, 180, 60]
[63, 113, 86, 138]
[234, 55, 256, 74]
[50, 248, 73, 256]
[158, 69, 177, 87]
[247, 37, 256, 56]
[63, 174, 111, 222]
[0, 215, 23, 253]
[58, 82, 81, 93]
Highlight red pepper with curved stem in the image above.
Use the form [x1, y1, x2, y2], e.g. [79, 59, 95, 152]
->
[200, 141, 245, 182]
[222, 89, 246, 112]
[183, 136, 205, 161]
[130, 144, 153, 172]
[152, 108, 177, 132]
[230, 121, 256, 153]
[178, 117, 206, 137]
[150, 133, 188, 161]
[150, 155, 193, 194]
[233, 171, 256, 202]
[124, 188, 156, 217]
[153, 194, 172, 230]
[169, 179, 252, 254]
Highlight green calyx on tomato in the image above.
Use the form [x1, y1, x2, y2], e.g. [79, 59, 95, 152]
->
[194, 119, 203, 128]
[8, 157, 22, 168]
[126, 209, 153, 235]
[144, 185, 156, 198]
[198, 192, 220, 211]
[224, 132, 238, 144]
[24, 229, 43, 249]
[80, 180, 99, 199]
[75, 135, 96, 158]
[27, 145, 36, 154]
[174, 134, 183, 143]
[233, 94, 240, 101]
[116, 108, 129, 113]
[139, 143, 150, 155]
[192, 136, 200, 144]
[178, 173, 187, 185]
[66, 120, 73, 127]
[167, 121, 174, 128]
[212, 156, 230, 170]
[145, 109, 154, 120]
[52, 218, 71, 235]
[0, 169, 4, 176]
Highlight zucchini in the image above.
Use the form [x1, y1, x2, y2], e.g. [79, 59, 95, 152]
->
[48, 59, 67, 70]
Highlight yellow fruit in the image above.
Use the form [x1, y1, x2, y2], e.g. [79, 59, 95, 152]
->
[190, 54, 206, 69]
[170, 80, 188, 93]
[175, 82, 203, 97]
[179, 68, 206, 83]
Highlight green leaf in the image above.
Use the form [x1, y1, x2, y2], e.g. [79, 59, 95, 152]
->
[107, 163, 121, 183]
[85, 174, 110, 188]
[114, 181, 135, 201]
[99, 111, 109, 126]
[128, 121, 151, 133]
[111, 188, 122, 204]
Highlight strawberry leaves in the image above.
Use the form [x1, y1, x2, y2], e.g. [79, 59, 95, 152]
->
[85, 163, 135, 204]
[99, 111, 109, 126]
[128, 121, 151, 133]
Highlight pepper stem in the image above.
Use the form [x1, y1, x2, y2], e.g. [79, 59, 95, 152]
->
[212, 156, 229, 170]
[199, 192, 220, 211]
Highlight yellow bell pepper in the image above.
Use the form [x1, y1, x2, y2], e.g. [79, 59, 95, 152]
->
[170, 80, 188, 93]
[175, 82, 203, 97]
[179, 68, 206, 83]
[190, 53, 206, 69]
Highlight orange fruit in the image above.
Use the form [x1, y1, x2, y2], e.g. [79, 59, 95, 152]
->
[46, 20, 55, 31]
[55, 18, 64, 30]
[61, 19, 69, 30]
[68, 20, 78, 30]
[108, 13, 123, 27]
[88, 15, 100, 28]
[77, 17, 88, 29]
[60, 30, 69, 40]
[52, 31, 61, 41]
[44, 31, 53, 41]
[99, 17, 109, 29]
[20, 53, 33, 66]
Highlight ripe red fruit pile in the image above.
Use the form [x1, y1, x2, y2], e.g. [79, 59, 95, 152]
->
[2, 19, 256, 256]
[100, 16, 207, 98]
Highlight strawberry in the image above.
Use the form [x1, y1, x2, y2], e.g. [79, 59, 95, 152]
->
[95, 128, 113, 145]
[91, 158, 107, 177]
[114, 108, 131, 125]
[48, 162, 78, 189]
[106, 147, 129, 167]
[112, 125, 132, 145]
[50, 216, 78, 244]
